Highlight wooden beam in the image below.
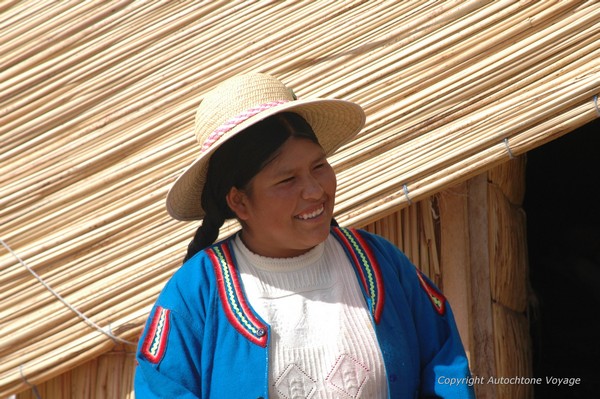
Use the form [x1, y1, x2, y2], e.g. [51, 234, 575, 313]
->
[467, 174, 497, 399]
[438, 182, 472, 358]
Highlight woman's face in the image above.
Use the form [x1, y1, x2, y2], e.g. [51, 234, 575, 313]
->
[228, 137, 337, 258]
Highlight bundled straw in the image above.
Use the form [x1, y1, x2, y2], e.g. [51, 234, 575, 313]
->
[364, 197, 441, 287]
[1, 1, 599, 396]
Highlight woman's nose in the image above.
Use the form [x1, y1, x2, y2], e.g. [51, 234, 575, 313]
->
[301, 175, 324, 199]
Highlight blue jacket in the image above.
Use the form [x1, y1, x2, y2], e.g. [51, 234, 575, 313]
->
[135, 227, 475, 398]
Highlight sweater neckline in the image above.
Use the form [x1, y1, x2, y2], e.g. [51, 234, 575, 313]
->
[233, 233, 325, 272]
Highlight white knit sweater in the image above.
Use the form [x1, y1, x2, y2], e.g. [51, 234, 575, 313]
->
[234, 234, 388, 399]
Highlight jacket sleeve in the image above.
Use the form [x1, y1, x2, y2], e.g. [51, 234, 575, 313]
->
[134, 259, 208, 398]
[412, 271, 475, 399]
[364, 231, 475, 398]
[135, 304, 204, 398]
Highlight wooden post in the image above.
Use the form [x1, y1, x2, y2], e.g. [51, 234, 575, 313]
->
[467, 174, 498, 399]
[438, 183, 472, 358]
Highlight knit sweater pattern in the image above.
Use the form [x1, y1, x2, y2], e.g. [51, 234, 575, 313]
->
[234, 235, 388, 398]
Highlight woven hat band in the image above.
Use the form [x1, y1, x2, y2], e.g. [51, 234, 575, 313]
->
[200, 100, 289, 152]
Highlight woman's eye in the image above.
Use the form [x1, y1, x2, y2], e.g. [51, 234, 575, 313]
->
[278, 176, 294, 184]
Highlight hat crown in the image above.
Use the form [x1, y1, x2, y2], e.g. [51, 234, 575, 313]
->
[194, 73, 295, 152]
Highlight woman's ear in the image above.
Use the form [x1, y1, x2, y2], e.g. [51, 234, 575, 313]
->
[226, 187, 250, 221]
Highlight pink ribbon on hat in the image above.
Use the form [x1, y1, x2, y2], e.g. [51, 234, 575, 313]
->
[201, 100, 289, 152]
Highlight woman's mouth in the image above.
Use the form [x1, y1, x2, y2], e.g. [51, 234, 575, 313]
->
[296, 205, 325, 220]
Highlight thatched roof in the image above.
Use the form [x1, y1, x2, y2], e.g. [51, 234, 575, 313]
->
[1, 1, 598, 395]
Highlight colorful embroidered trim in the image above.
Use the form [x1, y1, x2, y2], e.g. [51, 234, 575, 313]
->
[201, 100, 289, 152]
[416, 270, 446, 316]
[141, 306, 171, 364]
[332, 227, 384, 323]
[208, 242, 268, 347]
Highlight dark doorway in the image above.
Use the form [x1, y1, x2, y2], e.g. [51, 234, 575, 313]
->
[524, 117, 600, 398]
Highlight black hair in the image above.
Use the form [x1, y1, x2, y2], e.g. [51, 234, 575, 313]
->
[184, 112, 330, 262]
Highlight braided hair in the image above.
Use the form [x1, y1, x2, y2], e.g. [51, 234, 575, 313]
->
[183, 112, 328, 262]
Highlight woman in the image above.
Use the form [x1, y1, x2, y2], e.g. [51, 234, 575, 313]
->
[135, 73, 475, 398]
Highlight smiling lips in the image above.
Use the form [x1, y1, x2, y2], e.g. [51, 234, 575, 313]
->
[296, 204, 325, 220]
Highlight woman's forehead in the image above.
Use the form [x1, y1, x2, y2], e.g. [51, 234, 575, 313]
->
[264, 137, 325, 168]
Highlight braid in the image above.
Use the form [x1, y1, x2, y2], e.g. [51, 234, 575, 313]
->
[183, 213, 222, 263]
[183, 181, 227, 263]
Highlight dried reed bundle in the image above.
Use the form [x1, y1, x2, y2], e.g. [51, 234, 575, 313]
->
[488, 156, 527, 206]
[1, 0, 598, 396]
[492, 303, 534, 399]
[364, 197, 441, 288]
[14, 347, 135, 399]
[488, 184, 529, 313]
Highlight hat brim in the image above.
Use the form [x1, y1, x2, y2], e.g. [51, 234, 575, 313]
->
[166, 98, 365, 221]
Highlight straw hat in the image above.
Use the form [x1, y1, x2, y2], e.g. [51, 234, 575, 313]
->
[166, 72, 366, 221]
